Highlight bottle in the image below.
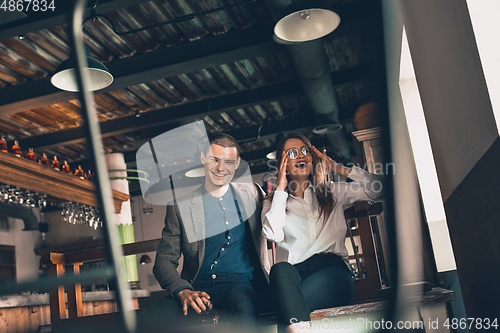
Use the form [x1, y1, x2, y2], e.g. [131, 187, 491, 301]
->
[85, 170, 94, 181]
[40, 153, 49, 166]
[12, 140, 21, 157]
[26, 148, 37, 162]
[62, 161, 72, 175]
[0, 136, 7, 153]
[51, 156, 60, 171]
[74, 165, 85, 179]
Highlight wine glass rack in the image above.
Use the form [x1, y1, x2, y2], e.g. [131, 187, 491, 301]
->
[0, 152, 129, 213]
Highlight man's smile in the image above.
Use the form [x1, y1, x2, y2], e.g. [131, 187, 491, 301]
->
[211, 170, 229, 177]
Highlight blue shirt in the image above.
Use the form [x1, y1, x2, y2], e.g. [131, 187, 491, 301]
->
[192, 186, 254, 287]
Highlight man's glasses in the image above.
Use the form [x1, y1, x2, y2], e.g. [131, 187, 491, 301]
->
[285, 146, 311, 159]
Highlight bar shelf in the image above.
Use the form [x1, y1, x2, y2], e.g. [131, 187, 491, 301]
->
[0, 152, 129, 213]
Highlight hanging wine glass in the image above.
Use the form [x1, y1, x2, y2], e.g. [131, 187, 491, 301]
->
[0, 185, 9, 202]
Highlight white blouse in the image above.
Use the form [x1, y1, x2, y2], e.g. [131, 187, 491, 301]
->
[261, 166, 385, 265]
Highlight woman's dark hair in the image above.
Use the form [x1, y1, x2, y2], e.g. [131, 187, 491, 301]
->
[268, 133, 334, 222]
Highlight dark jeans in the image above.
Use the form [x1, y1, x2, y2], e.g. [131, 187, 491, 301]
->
[269, 254, 354, 327]
[137, 276, 257, 332]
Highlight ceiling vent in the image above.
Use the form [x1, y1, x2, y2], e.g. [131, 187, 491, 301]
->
[312, 124, 343, 135]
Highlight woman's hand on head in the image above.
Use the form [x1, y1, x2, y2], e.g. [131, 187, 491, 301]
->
[276, 151, 288, 191]
[312, 146, 351, 177]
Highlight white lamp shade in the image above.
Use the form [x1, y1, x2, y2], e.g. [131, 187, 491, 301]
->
[51, 47, 113, 92]
[51, 66, 113, 92]
[185, 167, 205, 178]
[274, 1, 340, 42]
[266, 151, 277, 160]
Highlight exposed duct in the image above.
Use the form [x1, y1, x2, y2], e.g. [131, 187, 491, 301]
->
[0, 202, 39, 231]
[267, 0, 351, 161]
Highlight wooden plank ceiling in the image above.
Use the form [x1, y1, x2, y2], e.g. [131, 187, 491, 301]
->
[0, 0, 385, 195]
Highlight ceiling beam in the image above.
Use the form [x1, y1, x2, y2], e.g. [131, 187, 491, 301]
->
[112, 65, 371, 142]
[120, 114, 320, 166]
[122, 103, 357, 162]
[0, 22, 279, 116]
[122, 113, 318, 164]
[0, 18, 368, 117]
[18, 77, 305, 149]
[18, 64, 371, 150]
[226, 115, 316, 143]
[72, 113, 315, 174]
[0, 0, 157, 41]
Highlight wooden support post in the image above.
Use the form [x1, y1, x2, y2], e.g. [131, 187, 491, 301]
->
[66, 263, 83, 318]
[45, 253, 66, 325]
[355, 202, 382, 290]
[356, 219, 382, 290]
[345, 202, 383, 293]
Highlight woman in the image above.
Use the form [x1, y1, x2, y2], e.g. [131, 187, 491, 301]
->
[262, 133, 384, 332]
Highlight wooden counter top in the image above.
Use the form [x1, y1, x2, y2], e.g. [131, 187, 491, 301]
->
[0, 290, 150, 309]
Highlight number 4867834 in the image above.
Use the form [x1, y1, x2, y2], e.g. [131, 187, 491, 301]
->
[0, 0, 56, 12]
[443, 318, 498, 330]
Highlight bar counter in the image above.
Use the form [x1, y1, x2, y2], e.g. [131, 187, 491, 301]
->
[0, 289, 150, 308]
[0, 290, 150, 333]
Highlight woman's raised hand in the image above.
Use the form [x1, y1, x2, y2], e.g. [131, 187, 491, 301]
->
[312, 146, 351, 176]
[276, 151, 288, 191]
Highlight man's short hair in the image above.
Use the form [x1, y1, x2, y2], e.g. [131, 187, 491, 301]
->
[203, 133, 241, 157]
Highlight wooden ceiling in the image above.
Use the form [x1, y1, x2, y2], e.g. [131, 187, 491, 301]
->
[0, 0, 386, 195]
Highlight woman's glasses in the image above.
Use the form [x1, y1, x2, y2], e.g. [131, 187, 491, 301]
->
[285, 146, 311, 159]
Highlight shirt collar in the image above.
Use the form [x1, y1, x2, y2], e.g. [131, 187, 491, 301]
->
[287, 181, 315, 197]
[202, 183, 233, 201]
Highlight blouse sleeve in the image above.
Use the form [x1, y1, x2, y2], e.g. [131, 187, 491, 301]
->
[261, 190, 288, 243]
[335, 166, 385, 206]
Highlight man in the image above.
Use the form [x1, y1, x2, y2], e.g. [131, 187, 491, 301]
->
[150, 133, 270, 330]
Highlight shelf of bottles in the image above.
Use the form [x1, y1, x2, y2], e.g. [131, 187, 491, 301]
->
[0, 149, 129, 214]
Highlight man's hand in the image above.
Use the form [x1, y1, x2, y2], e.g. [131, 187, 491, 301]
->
[178, 289, 212, 315]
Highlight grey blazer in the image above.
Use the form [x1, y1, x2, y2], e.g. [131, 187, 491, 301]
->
[153, 182, 271, 296]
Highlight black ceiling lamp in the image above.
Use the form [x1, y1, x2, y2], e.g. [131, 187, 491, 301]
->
[51, 46, 113, 92]
[238, 121, 284, 160]
[50, 1, 114, 92]
[274, 0, 341, 43]
[265, 132, 285, 160]
[139, 254, 152, 265]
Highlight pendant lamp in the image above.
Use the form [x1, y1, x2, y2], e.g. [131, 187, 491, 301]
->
[185, 167, 206, 178]
[266, 132, 285, 160]
[51, 47, 113, 92]
[139, 254, 152, 265]
[274, 0, 341, 43]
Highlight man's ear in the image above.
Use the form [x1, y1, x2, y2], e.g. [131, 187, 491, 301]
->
[200, 151, 206, 164]
[236, 157, 241, 168]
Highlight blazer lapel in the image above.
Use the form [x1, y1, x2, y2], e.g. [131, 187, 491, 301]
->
[189, 187, 206, 242]
[177, 186, 205, 244]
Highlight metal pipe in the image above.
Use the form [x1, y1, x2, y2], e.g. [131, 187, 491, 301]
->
[0, 202, 38, 231]
[70, 1, 135, 332]
[267, 0, 350, 159]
